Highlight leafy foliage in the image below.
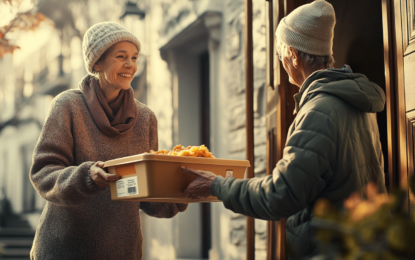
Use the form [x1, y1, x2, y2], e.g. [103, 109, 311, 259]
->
[313, 176, 415, 260]
[0, 0, 52, 57]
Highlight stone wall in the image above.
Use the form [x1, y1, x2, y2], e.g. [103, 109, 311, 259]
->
[223, 0, 268, 259]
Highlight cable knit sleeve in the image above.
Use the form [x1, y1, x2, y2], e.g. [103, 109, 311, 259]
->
[29, 94, 103, 207]
[140, 112, 188, 217]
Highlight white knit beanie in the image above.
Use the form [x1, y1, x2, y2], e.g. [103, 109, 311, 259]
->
[275, 0, 335, 56]
[82, 21, 141, 74]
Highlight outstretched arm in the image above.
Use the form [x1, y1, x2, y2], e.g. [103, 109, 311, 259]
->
[183, 110, 337, 220]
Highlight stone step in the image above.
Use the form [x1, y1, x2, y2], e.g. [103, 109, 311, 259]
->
[0, 248, 31, 258]
[0, 239, 33, 248]
[1, 217, 32, 229]
[0, 237, 32, 259]
[0, 228, 35, 238]
[0, 258, 30, 260]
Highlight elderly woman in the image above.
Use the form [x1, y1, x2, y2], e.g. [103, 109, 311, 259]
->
[29, 22, 187, 260]
[182, 0, 386, 258]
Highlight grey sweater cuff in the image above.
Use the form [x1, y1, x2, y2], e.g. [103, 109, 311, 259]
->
[211, 176, 224, 197]
[84, 161, 105, 192]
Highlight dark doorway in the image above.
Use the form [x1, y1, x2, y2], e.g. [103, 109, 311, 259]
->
[299, 0, 389, 186]
[328, 0, 389, 187]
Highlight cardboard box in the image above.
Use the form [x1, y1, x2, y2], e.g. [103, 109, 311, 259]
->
[104, 153, 250, 203]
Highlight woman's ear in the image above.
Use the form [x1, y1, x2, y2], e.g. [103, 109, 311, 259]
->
[93, 62, 101, 73]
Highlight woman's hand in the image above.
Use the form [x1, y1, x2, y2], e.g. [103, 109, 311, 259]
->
[181, 166, 217, 199]
[89, 161, 121, 187]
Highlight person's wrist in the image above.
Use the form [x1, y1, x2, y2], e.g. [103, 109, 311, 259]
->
[210, 176, 223, 197]
[85, 162, 103, 191]
[208, 175, 216, 182]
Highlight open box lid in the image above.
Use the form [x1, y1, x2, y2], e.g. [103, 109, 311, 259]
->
[104, 153, 251, 168]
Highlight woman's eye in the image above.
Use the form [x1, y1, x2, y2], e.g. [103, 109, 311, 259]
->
[117, 55, 124, 58]
[132, 57, 138, 60]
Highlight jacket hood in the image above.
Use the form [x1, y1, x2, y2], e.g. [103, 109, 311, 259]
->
[294, 65, 386, 114]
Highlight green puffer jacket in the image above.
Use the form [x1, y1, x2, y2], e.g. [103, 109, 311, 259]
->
[211, 65, 387, 258]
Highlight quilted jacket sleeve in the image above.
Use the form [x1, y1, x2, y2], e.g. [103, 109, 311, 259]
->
[211, 110, 337, 220]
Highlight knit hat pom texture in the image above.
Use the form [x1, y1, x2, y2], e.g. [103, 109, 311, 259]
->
[276, 0, 336, 56]
[82, 21, 141, 74]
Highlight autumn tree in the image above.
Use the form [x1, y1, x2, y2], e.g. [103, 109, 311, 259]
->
[0, 0, 51, 57]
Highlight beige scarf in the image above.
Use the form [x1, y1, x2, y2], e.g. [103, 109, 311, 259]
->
[79, 75, 137, 136]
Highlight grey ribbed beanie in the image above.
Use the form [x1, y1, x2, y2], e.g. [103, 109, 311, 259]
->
[82, 21, 141, 74]
[275, 0, 335, 56]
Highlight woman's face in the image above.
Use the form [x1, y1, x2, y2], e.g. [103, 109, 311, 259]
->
[94, 41, 138, 91]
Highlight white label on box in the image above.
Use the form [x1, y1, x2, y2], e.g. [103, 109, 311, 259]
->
[226, 170, 233, 177]
[116, 176, 139, 198]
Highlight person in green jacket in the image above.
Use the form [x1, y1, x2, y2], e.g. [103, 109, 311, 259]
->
[182, 0, 387, 258]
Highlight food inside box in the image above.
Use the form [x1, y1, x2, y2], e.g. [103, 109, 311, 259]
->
[104, 145, 250, 203]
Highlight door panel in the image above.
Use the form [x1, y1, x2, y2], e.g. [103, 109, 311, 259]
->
[406, 111, 415, 214]
[404, 51, 415, 213]
[402, 0, 415, 55]
[402, 0, 415, 212]
[404, 54, 415, 112]
[388, 0, 414, 211]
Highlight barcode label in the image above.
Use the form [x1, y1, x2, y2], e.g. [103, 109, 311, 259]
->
[116, 176, 139, 198]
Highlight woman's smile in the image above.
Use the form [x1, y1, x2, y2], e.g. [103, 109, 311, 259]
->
[118, 73, 132, 78]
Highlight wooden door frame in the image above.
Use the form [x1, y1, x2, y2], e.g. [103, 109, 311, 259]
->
[245, 0, 255, 260]
[382, 0, 398, 189]
[390, 0, 408, 192]
[265, 1, 299, 259]
[382, 0, 415, 210]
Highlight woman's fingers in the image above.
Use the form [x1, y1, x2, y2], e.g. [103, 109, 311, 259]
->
[90, 162, 121, 187]
[93, 174, 110, 187]
[99, 170, 121, 182]
[96, 161, 105, 168]
[93, 173, 120, 187]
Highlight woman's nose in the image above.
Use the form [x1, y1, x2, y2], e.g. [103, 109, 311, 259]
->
[124, 58, 135, 67]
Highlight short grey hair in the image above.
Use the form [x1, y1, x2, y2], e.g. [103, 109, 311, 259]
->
[276, 40, 335, 69]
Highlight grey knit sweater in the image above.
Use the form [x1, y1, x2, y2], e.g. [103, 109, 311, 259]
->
[29, 89, 187, 260]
